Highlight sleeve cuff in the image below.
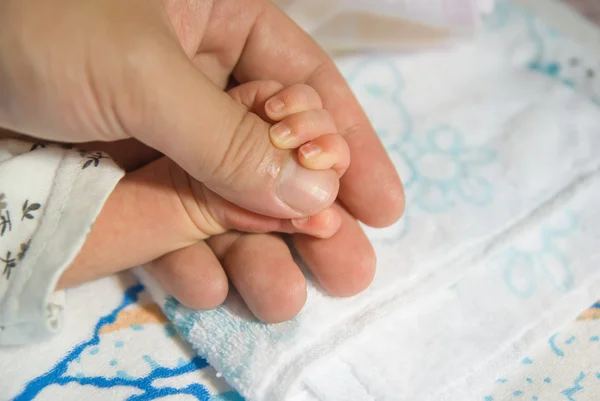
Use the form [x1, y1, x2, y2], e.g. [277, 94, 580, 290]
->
[0, 142, 124, 344]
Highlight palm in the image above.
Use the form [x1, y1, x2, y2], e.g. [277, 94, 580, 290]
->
[164, 0, 254, 89]
[47, 0, 405, 319]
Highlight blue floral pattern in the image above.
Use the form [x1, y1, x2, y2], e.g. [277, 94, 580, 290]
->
[345, 58, 497, 243]
[491, 213, 579, 298]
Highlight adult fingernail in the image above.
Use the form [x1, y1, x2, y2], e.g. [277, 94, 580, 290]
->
[277, 158, 337, 214]
[266, 98, 285, 114]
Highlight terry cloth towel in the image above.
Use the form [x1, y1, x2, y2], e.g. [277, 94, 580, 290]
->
[138, 2, 600, 400]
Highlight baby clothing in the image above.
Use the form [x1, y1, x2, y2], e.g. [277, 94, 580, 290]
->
[0, 140, 123, 344]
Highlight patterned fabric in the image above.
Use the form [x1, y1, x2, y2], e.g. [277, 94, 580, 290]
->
[0, 141, 123, 344]
[1, 274, 240, 400]
[139, 2, 600, 400]
[3, 1, 600, 400]
[481, 306, 600, 400]
[2, 276, 598, 400]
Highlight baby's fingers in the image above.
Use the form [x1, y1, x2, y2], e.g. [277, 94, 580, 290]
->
[270, 109, 336, 149]
[299, 134, 351, 177]
[289, 208, 342, 239]
[265, 84, 323, 120]
[216, 199, 342, 239]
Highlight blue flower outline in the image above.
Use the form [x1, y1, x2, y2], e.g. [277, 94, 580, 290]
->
[495, 213, 579, 298]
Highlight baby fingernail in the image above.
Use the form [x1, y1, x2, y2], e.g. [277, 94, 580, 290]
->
[300, 143, 322, 159]
[270, 123, 291, 143]
[266, 98, 285, 114]
[292, 217, 310, 228]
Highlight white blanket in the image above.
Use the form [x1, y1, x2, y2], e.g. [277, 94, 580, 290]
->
[137, 2, 600, 400]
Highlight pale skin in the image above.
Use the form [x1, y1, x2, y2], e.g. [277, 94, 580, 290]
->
[59, 81, 352, 322]
[0, 0, 405, 323]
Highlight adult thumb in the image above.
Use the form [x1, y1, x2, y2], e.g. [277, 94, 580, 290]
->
[127, 45, 338, 219]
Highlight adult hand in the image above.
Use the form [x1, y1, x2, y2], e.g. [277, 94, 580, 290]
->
[102, 0, 405, 319]
[1, 0, 405, 319]
[159, 1, 404, 308]
[0, 0, 339, 218]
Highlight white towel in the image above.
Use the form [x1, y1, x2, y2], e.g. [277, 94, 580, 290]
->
[274, 0, 494, 33]
[138, 2, 600, 400]
[272, 0, 495, 52]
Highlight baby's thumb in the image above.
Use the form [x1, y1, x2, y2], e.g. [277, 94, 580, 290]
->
[130, 48, 338, 219]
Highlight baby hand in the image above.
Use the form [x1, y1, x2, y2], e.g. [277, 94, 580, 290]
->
[60, 82, 351, 318]
[229, 81, 350, 177]
[59, 153, 342, 289]
[59, 81, 349, 289]
[225, 80, 350, 232]
[168, 81, 350, 241]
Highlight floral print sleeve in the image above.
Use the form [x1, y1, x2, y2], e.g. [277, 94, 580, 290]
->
[0, 139, 124, 344]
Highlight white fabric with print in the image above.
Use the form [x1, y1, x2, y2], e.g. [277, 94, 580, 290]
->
[0, 140, 123, 344]
[138, 2, 600, 400]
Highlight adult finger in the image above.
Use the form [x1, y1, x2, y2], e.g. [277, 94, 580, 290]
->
[293, 203, 376, 297]
[139, 47, 338, 219]
[148, 241, 229, 310]
[207, 233, 307, 323]
[231, 0, 404, 227]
